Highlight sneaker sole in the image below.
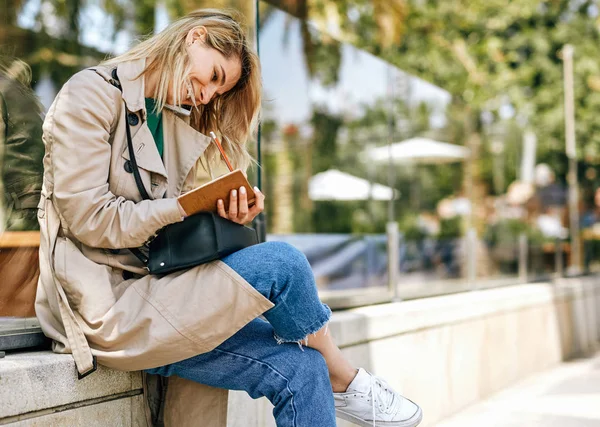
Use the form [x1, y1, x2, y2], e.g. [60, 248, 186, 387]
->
[335, 406, 423, 427]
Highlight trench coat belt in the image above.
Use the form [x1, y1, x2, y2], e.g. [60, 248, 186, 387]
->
[43, 194, 97, 378]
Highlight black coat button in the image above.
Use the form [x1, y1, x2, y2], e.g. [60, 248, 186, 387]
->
[109, 249, 120, 255]
[127, 112, 139, 126]
[124, 160, 133, 173]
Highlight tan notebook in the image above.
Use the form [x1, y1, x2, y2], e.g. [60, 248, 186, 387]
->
[177, 169, 256, 216]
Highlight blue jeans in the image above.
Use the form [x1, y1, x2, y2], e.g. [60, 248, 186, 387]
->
[146, 241, 336, 427]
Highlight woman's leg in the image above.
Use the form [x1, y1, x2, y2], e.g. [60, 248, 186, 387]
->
[146, 318, 336, 427]
[300, 321, 357, 392]
[221, 242, 422, 427]
[221, 241, 357, 392]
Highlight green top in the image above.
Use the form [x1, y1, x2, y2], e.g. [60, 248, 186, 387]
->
[145, 98, 164, 158]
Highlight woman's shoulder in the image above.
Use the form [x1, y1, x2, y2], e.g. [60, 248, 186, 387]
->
[43, 66, 123, 134]
[47, 67, 122, 118]
[59, 66, 122, 106]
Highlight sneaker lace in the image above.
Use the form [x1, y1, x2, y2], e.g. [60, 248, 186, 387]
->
[369, 375, 402, 426]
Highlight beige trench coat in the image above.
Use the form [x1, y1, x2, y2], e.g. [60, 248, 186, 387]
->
[35, 58, 274, 425]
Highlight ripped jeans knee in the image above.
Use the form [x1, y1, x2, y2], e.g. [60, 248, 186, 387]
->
[273, 316, 331, 351]
[222, 242, 332, 349]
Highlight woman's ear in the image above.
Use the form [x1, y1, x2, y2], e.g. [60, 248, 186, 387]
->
[187, 26, 207, 45]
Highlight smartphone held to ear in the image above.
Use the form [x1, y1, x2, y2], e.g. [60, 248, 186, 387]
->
[164, 103, 193, 116]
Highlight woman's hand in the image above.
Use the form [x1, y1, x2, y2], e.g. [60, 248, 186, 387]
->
[217, 186, 265, 225]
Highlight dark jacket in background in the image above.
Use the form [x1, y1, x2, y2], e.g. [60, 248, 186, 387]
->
[0, 74, 44, 231]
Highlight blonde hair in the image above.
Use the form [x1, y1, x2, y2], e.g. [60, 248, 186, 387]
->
[103, 9, 261, 172]
[0, 56, 33, 86]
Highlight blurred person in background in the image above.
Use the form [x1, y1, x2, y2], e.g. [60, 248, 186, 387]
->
[531, 164, 568, 239]
[34, 9, 422, 427]
[0, 56, 45, 318]
[0, 56, 44, 233]
[531, 164, 568, 270]
[533, 164, 567, 214]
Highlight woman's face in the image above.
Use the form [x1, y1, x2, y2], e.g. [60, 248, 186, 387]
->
[176, 27, 241, 107]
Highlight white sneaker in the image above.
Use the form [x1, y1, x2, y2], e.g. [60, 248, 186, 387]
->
[333, 368, 423, 427]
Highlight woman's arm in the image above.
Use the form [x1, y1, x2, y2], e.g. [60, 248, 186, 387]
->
[47, 71, 182, 249]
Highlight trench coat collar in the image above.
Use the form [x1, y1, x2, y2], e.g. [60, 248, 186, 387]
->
[162, 111, 212, 197]
[115, 58, 147, 114]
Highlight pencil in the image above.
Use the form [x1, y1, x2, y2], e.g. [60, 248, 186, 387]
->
[209, 131, 234, 172]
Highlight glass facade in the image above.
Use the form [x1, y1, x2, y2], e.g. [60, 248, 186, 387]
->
[258, 0, 589, 301]
[1, 0, 597, 345]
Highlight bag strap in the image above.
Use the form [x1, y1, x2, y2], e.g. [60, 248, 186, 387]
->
[108, 69, 151, 201]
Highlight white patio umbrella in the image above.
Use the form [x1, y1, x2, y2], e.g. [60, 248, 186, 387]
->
[365, 137, 469, 211]
[309, 169, 395, 201]
[366, 137, 470, 164]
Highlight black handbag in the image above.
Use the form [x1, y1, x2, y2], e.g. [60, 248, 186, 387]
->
[140, 211, 259, 275]
[113, 71, 258, 275]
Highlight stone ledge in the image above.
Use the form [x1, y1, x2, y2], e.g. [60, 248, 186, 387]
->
[329, 277, 600, 349]
[0, 352, 142, 420]
[4, 395, 145, 427]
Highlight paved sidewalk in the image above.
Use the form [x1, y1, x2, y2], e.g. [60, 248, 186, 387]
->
[434, 353, 600, 427]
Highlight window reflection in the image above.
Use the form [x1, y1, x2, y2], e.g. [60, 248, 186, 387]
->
[259, 1, 569, 298]
[261, 0, 597, 293]
[259, 2, 478, 296]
